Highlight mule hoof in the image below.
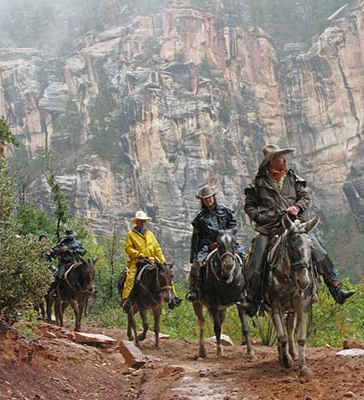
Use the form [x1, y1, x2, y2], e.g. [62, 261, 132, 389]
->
[137, 333, 146, 341]
[247, 351, 256, 360]
[155, 345, 160, 350]
[300, 366, 312, 377]
[282, 355, 293, 369]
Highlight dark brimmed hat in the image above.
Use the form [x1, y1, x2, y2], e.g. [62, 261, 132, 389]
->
[65, 229, 75, 236]
[259, 144, 295, 170]
[196, 185, 218, 200]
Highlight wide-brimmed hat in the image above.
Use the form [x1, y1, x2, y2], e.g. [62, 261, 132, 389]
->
[196, 185, 218, 200]
[65, 229, 75, 236]
[131, 210, 152, 225]
[259, 144, 295, 170]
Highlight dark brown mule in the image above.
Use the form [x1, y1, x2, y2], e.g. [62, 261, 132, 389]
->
[118, 260, 174, 349]
[193, 228, 254, 358]
[46, 256, 96, 332]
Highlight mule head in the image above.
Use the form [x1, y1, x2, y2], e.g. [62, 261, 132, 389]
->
[283, 215, 319, 290]
[216, 229, 238, 282]
[80, 258, 96, 295]
[156, 261, 174, 303]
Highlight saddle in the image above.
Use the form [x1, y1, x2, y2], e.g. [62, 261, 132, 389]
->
[118, 260, 156, 293]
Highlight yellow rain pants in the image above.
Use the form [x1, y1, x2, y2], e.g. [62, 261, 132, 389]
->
[122, 228, 166, 300]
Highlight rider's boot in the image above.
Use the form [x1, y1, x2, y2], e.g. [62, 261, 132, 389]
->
[168, 284, 183, 309]
[121, 298, 133, 313]
[328, 285, 356, 305]
[186, 262, 201, 302]
[242, 234, 268, 317]
[316, 256, 356, 304]
[49, 278, 61, 298]
[168, 296, 182, 309]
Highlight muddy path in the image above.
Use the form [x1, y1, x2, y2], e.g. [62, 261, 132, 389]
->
[1, 322, 364, 400]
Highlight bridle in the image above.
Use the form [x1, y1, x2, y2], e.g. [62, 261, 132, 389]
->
[209, 245, 239, 284]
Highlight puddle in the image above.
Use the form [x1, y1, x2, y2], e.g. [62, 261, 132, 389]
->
[171, 376, 228, 400]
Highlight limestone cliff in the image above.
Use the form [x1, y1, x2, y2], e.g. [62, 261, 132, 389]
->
[0, 0, 363, 274]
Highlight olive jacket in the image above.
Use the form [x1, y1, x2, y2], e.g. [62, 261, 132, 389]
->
[244, 168, 310, 234]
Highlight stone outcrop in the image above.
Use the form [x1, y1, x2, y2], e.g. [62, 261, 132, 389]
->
[0, 1, 363, 276]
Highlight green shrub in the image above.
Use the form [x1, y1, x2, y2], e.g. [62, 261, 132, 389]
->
[0, 227, 53, 322]
[198, 55, 213, 78]
[310, 282, 364, 347]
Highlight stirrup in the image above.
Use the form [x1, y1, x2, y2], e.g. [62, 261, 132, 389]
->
[242, 301, 260, 318]
[168, 297, 182, 309]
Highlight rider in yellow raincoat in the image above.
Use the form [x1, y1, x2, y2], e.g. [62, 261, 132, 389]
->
[121, 210, 182, 311]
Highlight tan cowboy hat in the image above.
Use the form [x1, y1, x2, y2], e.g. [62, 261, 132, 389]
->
[259, 143, 295, 170]
[131, 210, 152, 225]
[196, 185, 218, 200]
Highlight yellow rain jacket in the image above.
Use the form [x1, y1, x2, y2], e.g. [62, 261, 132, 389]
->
[122, 228, 166, 299]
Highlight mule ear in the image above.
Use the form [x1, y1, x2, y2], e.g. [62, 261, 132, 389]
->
[231, 227, 238, 236]
[92, 257, 98, 265]
[169, 261, 174, 269]
[303, 216, 320, 232]
[282, 214, 294, 231]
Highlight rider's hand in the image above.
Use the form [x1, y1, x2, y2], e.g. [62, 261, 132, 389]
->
[61, 245, 68, 252]
[286, 205, 300, 216]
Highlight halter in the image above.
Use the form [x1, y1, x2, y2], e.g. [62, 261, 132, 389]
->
[290, 259, 310, 270]
[269, 231, 311, 280]
[208, 248, 238, 284]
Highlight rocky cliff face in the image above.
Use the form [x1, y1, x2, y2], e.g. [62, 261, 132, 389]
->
[1, 0, 363, 274]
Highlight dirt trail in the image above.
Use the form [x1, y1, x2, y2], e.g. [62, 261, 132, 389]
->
[1, 322, 364, 400]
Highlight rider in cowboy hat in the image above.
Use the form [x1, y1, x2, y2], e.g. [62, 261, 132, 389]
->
[121, 210, 182, 312]
[187, 185, 246, 301]
[242, 143, 356, 317]
[49, 229, 86, 296]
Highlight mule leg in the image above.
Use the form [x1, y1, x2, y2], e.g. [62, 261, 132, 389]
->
[286, 312, 296, 360]
[153, 305, 162, 349]
[212, 308, 223, 358]
[237, 304, 254, 357]
[137, 307, 149, 342]
[46, 294, 53, 324]
[55, 299, 62, 326]
[193, 302, 206, 358]
[38, 300, 46, 321]
[296, 307, 311, 377]
[271, 307, 292, 368]
[69, 299, 81, 332]
[76, 297, 87, 332]
[127, 319, 133, 341]
[128, 308, 139, 347]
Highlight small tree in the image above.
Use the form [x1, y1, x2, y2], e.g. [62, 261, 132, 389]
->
[44, 151, 70, 240]
[0, 118, 53, 322]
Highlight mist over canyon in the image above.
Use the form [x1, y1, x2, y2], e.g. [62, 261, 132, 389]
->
[1, 0, 363, 278]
